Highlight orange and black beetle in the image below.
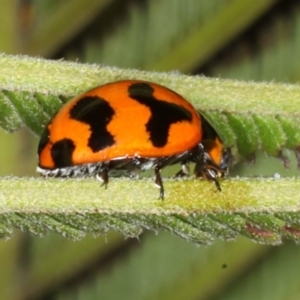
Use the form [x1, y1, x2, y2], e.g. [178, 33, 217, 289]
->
[37, 80, 229, 199]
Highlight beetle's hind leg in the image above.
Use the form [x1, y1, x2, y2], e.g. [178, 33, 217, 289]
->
[154, 165, 164, 200]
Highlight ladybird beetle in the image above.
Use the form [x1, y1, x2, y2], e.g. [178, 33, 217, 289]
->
[37, 80, 229, 199]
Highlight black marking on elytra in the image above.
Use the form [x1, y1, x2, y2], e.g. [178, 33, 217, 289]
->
[38, 123, 51, 155]
[201, 116, 219, 141]
[128, 83, 192, 147]
[70, 96, 115, 152]
[51, 138, 76, 168]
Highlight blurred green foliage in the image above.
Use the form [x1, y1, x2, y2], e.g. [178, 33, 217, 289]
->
[1, 0, 300, 299]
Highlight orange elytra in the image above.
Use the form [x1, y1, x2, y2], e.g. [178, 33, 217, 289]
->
[37, 80, 229, 199]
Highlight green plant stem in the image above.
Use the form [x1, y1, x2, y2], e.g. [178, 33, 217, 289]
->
[0, 176, 299, 244]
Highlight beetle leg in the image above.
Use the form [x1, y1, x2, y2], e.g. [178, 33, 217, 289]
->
[154, 165, 164, 200]
[205, 169, 222, 192]
[96, 167, 109, 189]
[212, 177, 221, 191]
[195, 162, 222, 192]
[193, 143, 222, 192]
